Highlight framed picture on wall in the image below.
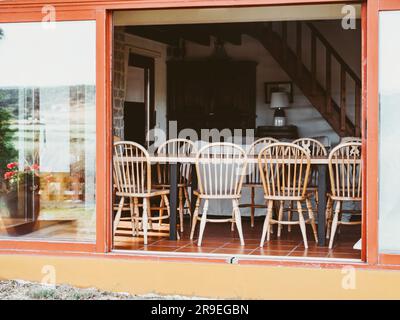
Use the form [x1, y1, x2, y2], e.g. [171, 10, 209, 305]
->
[264, 81, 294, 103]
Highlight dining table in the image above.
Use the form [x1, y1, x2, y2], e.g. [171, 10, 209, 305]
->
[148, 155, 330, 246]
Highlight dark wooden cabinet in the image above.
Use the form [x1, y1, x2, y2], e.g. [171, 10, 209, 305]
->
[256, 125, 299, 140]
[167, 60, 257, 134]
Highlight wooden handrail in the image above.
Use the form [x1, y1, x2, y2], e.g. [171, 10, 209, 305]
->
[305, 22, 361, 137]
[253, 20, 361, 137]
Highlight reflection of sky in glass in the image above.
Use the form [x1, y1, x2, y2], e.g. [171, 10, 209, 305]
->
[0, 21, 95, 87]
[379, 11, 400, 253]
[379, 12, 400, 95]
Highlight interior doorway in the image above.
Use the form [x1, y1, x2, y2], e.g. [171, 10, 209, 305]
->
[124, 53, 155, 146]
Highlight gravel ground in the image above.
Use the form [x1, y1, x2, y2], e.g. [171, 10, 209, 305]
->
[0, 280, 202, 300]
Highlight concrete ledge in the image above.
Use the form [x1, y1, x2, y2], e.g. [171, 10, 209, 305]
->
[1, 254, 400, 299]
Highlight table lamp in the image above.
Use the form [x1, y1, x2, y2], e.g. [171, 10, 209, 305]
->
[270, 91, 289, 126]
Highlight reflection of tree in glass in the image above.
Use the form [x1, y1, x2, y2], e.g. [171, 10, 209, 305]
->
[0, 100, 18, 177]
[0, 28, 18, 180]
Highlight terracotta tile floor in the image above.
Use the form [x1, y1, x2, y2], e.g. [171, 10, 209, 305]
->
[114, 215, 362, 260]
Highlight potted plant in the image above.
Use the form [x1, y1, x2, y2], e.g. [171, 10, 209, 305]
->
[3, 161, 40, 223]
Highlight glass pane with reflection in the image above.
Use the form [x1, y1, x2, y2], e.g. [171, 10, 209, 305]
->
[0, 21, 96, 242]
[379, 11, 400, 253]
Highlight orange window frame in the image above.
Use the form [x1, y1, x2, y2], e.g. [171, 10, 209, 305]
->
[371, 0, 400, 266]
[0, 0, 391, 270]
[0, 8, 111, 253]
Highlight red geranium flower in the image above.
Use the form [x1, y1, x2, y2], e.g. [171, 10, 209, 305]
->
[6, 162, 18, 170]
[4, 171, 16, 180]
[30, 164, 40, 171]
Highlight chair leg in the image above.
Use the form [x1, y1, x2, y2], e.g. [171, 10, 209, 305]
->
[233, 199, 245, 246]
[329, 201, 341, 249]
[197, 200, 209, 247]
[159, 196, 165, 230]
[260, 200, 273, 247]
[277, 200, 284, 237]
[269, 200, 274, 235]
[133, 198, 139, 235]
[190, 198, 200, 240]
[163, 194, 170, 217]
[162, 194, 177, 238]
[183, 187, 192, 216]
[142, 198, 149, 245]
[231, 209, 235, 231]
[326, 197, 333, 239]
[178, 187, 184, 233]
[288, 201, 293, 232]
[297, 200, 308, 249]
[306, 198, 318, 244]
[250, 187, 255, 228]
[129, 198, 136, 236]
[113, 197, 124, 234]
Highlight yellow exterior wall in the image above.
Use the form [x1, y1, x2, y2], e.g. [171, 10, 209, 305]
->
[1, 254, 400, 299]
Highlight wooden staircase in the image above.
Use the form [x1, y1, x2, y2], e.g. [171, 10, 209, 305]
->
[246, 21, 361, 137]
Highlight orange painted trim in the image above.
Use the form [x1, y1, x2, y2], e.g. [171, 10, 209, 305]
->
[376, 0, 400, 265]
[0, 0, 362, 9]
[105, 10, 114, 253]
[95, 9, 108, 253]
[0, 240, 96, 252]
[0, 9, 95, 22]
[379, 254, 400, 266]
[360, 1, 367, 262]
[365, 0, 379, 265]
[379, 0, 400, 11]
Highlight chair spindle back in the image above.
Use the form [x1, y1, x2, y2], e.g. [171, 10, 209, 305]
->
[156, 139, 196, 185]
[113, 141, 151, 195]
[258, 143, 311, 199]
[246, 137, 279, 185]
[328, 142, 362, 200]
[196, 143, 247, 197]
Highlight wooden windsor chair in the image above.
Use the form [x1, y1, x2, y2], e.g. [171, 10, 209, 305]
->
[258, 142, 318, 248]
[239, 137, 278, 228]
[113, 141, 171, 245]
[288, 138, 328, 232]
[190, 143, 248, 246]
[326, 142, 362, 249]
[112, 135, 131, 217]
[155, 138, 196, 233]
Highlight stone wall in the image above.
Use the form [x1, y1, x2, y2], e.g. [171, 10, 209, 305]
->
[113, 27, 126, 138]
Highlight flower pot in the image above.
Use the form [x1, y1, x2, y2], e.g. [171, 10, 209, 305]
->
[1, 190, 19, 219]
[18, 174, 40, 222]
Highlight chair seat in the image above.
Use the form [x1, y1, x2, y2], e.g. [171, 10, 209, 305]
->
[116, 189, 170, 198]
[242, 182, 263, 187]
[264, 195, 307, 201]
[154, 183, 189, 188]
[327, 193, 362, 201]
[193, 190, 241, 200]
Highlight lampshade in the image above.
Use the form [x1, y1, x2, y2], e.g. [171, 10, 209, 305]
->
[270, 91, 289, 109]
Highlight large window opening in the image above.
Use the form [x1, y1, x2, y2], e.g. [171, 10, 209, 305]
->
[111, 5, 363, 260]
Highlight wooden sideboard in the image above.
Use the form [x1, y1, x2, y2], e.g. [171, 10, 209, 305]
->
[256, 125, 299, 140]
[167, 60, 257, 134]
